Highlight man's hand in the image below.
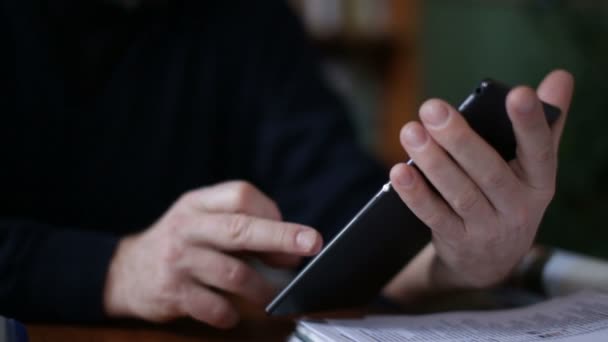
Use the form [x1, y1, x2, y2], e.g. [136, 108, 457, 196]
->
[385, 70, 574, 301]
[103, 181, 322, 328]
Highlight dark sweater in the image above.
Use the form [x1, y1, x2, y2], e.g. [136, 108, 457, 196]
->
[0, 0, 387, 321]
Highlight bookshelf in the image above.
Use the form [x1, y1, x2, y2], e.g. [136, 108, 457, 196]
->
[291, 0, 421, 165]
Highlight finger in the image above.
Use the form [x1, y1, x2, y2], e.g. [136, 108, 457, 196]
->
[180, 284, 239, 329]
[506, 86, 556, 191]
[390, 162, 464, 241]
[181, 181, 282, 220]
[399, 121, 495, 224]
[258, 253, 302, 269]
[536, 69, 575, 152]
[187, 214, 323, 255]
[418, 99, 522, 213]
[227, 251, 302, 269]
[185, 248, 275, 305]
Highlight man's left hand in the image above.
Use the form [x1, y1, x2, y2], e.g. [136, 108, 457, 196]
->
[384, 70, 574, 300]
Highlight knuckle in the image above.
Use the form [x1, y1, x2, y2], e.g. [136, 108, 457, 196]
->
[527, 179, 556, 204]
[403, 184, 427, 208]
[531, 145, 555, 164]
[226, 214, 252, 247]
[178, 190, 199, 206]
[452, 187, 480, 215]
[481, 170, 509, 190]
[537, 187, 556, 202]
[165, 211, 188, 235]
[229, 181, 256, 211]
[529, 182, 556, 204]
[161, 239, 187, 265]
[232, 180, 255, 197]
[157, 274, 183, 301]
[421, 210, 447, 230]
[404, 192, 421, 208]
[224, 261, 251, 288]
[277, 226, 296, 250]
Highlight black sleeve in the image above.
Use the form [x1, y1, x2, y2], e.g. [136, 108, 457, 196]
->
[0, 220, 118, 321]
[0, 3, 120, 322]
[228, 1, 389, 240]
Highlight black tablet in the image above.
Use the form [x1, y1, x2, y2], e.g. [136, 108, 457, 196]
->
[266, 79, 561, 316]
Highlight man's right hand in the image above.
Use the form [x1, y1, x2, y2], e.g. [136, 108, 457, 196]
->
[103, 181, 322, 328]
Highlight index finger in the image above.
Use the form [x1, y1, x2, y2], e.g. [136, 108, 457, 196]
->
[181, 181, 282, 221]
[187, 213, 323, 255]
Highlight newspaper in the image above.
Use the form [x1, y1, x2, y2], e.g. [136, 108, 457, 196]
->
[294, 291, 608, 342]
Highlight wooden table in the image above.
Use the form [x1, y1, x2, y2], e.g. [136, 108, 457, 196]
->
[25, 289, 533, 341]
[25, 299, 304, 342]
[27, 316, 296, 342]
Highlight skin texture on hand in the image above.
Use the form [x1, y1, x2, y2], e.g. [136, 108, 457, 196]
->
[384, 70, 575, 302]
[103, 181, 322, 328]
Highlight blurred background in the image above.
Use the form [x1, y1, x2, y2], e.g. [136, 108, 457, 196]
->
[290, 0, 608, 259]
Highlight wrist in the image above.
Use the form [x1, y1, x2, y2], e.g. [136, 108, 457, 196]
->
[383, 244, 465, 305]
[104, 234, 138, 318]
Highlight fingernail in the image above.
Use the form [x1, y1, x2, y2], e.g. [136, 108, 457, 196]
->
[404, 125, 427, 148]
[516, 92, 537, 115]
[395, 167, 414, 188]
[296, 230, 317, 251]
[421, 101, 449, 127]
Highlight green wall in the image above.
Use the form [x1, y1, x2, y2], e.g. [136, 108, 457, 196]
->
[422, 1, 608, 258]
